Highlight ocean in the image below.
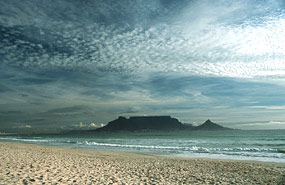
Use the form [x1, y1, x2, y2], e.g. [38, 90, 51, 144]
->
[1, 130, 285, 163]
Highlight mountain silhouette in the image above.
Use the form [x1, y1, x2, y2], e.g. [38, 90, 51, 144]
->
[93, 116, 232, 132]
[195, 119, 232, 130]
[95, 116, 185, 132]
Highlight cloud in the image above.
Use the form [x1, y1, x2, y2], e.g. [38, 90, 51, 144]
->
[38, 106, 88, 115]
[1, 0, 285, 79]
[1, 0, 285, 131]
[72, 122, 102, 129]
[237, 121, 285, 128]
[249, 106, 285, 110]
[1, 63, 285, 129]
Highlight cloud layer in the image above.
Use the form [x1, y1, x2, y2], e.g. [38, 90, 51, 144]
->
[1, 0, 285, 78]
[1, 0, 285, 131]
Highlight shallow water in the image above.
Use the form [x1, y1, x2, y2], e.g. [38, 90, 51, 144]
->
[1, 130, 285, 163]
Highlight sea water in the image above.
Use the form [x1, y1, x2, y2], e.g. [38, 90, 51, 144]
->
[1, 130, 285, 163]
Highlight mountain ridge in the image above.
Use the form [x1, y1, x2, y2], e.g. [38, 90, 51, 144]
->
[94, 116, 232, 132]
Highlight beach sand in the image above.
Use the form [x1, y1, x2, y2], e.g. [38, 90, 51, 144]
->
[0, 142, 284, 185]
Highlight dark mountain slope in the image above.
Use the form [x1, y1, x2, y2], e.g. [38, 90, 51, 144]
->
[95, 116, 186, 132]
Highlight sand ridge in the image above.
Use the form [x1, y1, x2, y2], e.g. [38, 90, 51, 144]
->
[0, 142, 284, 184]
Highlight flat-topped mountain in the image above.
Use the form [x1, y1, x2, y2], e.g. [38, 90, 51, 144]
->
[94, 116, 232, 132]
[195, 119, 232, 130]
[95, 116, 185, 132]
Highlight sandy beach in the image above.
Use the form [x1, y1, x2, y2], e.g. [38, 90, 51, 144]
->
[0, 142, 284, 185]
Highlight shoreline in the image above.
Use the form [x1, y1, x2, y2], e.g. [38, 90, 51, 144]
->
[126, 150, 285, 166]
[1, 138, 284, 165]
[0, 141, 284, 184]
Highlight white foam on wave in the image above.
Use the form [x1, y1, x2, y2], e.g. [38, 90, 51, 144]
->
[77, 141, 280, 157]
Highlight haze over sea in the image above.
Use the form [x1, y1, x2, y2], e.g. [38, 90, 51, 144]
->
[1, 129, 285, 163]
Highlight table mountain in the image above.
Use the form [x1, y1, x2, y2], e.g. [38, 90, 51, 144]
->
[94, 117, 232, 132]
[95, 116, 185, 132]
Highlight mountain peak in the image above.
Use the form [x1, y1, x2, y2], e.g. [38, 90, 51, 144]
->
[205, 119, 213, 124]
[196, 119, 231, 130]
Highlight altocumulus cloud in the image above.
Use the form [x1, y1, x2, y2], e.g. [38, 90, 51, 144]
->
[1, 0, 285, 131]
[1, 0, 285, 78]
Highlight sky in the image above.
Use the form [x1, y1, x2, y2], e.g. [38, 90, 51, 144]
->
[1, 0, 285, 133]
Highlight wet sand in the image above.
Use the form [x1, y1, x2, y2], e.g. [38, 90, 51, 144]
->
[0, 141, 284, 184]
